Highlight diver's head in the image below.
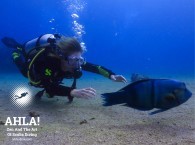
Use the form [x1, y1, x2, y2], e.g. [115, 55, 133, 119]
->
[56, 36, 85, 78]
[56, 36, 85, 56]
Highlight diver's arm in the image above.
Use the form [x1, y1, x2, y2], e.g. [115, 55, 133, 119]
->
[44, 84, 73, 97]
[44, 83, 96, 99]
[82, 62, 115, 79]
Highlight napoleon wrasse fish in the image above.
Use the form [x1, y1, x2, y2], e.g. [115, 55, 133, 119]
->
[102, 79, 192, 114]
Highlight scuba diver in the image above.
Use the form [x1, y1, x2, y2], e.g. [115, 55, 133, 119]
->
[15, 92, 28, 100]
[1, 34, 127, 102]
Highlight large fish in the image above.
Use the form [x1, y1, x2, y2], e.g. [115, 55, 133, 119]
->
[101, 79, 192, 114]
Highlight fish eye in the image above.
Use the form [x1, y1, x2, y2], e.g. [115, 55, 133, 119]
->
[173, 89, 181, 94]
[165, 94, 176, 101]
[173, 89, 184, 95]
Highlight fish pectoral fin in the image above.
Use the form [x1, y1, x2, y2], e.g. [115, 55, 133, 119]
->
[149, 109, 169, 115]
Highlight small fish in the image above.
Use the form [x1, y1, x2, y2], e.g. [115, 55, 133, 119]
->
[102, 79, 192, 114]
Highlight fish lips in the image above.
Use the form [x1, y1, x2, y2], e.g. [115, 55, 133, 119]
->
[174, 88, 192, 107]
[183, 88, 192, 103]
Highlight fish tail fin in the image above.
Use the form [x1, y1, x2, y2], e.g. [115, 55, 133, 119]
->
[101, 91, 127, 106]
[1, 37, 22, 49]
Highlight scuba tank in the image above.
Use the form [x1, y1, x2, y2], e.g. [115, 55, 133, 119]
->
[24, 34, 62, 61]
[24, 34, 55, 54]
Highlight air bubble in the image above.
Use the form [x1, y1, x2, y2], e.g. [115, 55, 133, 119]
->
[49, 18, 55, 23]
[64, 0, 87, 51]
[71, 14, 79, 19]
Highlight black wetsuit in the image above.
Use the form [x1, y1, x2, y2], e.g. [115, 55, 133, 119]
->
[13, 48, 115, 98]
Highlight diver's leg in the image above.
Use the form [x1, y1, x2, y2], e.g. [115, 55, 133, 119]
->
[2, 37, 26, 56]
[2, 37, 27, 77]
[1, 37, 22, 49]
[12, 50, 27, 77]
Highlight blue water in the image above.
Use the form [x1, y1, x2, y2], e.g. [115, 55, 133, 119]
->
[0, 0, 194, 77]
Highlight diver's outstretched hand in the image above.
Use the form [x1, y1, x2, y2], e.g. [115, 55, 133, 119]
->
[70, 88, 96, 99]
[110, 75, 127, 83]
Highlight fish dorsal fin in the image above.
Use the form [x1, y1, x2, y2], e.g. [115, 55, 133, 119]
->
[119, 79, 152, 91]
[119, 78, 172, 91]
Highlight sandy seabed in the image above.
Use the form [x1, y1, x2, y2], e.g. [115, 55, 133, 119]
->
[0, 73, 194, 145]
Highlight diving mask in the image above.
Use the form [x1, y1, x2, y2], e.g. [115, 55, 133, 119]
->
[63, 55, 85, 79]
[66, 55, 85, 67]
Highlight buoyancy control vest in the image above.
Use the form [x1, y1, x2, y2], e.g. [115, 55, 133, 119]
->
[24, 34, 78, 91]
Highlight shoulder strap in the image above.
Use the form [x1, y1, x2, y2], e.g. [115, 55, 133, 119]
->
[36, 34, 44, 47]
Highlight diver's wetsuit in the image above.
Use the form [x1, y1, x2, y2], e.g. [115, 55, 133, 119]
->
[13, 47, 115, 98]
